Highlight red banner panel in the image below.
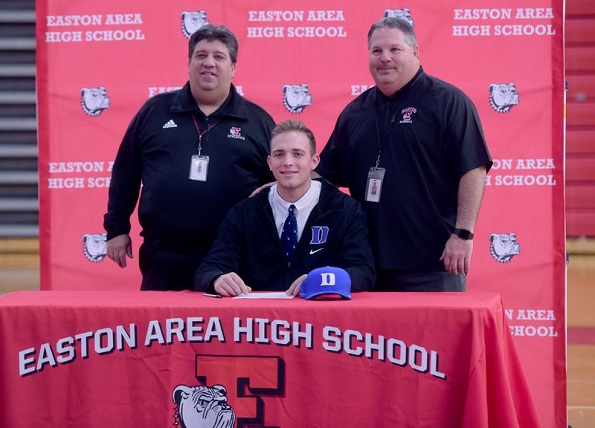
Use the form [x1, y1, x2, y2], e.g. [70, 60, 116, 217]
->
[36, 1, 566, 426]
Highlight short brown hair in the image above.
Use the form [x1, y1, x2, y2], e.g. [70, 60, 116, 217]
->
[271, 120, 317, 155]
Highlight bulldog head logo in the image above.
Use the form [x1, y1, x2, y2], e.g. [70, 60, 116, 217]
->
[399, 107, 417, 124]
[489, 83, 520, 113]
[81, 87, 110, 117]
[282, 84, 312, 114]
[173, 384, 236, 428]
[181, 10, 209, 38]
[490, 233, 521, 263]
[384, 8, 414, 27]
[83, 233, 107, 263]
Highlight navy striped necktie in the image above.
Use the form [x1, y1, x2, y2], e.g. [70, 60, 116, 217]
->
[281, 205, 298, 260]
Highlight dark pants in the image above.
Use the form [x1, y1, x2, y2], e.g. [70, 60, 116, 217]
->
[375, 270, 466, 292]
[138, 242, 205, 291]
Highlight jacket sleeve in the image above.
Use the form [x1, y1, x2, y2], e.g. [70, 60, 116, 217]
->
[193, 204, 246, 292]
[338, 199, 376, 292]
[103, 110, 144, 240]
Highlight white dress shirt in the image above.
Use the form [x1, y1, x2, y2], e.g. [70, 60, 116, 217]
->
[269, 180, 322, 241]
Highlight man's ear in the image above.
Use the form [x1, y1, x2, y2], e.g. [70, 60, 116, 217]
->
[311, 154, 320, 170]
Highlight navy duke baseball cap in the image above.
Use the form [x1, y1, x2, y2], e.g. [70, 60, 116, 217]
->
[300, 266, 352, 300]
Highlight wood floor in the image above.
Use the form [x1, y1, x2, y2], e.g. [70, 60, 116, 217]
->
[567, 250, 595, 428]
[0, 239, 593, 427]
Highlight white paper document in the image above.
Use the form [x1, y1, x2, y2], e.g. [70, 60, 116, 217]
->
[233, 292, 295, 299]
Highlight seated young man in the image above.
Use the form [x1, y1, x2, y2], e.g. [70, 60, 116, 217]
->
[194, 120, 375, 297]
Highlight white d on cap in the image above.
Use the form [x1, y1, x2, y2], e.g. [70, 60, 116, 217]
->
[300, 266, 351, 300]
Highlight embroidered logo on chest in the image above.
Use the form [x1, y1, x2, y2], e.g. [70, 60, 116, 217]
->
[399, 107, 417, 124]
[227, 127, 245, 140]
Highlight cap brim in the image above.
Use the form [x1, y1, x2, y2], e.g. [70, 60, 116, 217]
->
[301, 291, 351, 300]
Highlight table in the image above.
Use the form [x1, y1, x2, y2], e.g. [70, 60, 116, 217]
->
[0, 290, 539, 427]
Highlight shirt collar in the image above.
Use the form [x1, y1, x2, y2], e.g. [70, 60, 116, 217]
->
[269, 180, 321, 214]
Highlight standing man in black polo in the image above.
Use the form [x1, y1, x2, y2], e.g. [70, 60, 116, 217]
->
[316, 17, 492, 291]
[104, 24, 275, 290]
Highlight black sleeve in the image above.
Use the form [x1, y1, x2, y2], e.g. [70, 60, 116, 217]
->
[316, 111, 350, 188]
[193, 205, 246, 292]
[103, 109, 144, 240]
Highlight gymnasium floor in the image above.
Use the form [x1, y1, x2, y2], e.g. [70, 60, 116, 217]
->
[0, 240, 593, 427]
[567, 247, 595, 427]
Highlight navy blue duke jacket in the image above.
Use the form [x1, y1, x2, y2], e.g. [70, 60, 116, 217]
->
[194, 180, 375, 293]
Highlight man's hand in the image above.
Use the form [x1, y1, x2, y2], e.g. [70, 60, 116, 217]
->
[249, 182, 274, 198]
[286, 274, 307, 296]
[440, 235, 473, 275]
[213, 273, 252, 296]
[106, 234, 133, 268]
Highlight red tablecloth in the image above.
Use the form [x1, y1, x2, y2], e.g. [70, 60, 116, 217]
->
[0, 290, 540, 427]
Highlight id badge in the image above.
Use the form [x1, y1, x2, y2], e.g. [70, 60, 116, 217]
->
[189, 155, 209, 181]
[365, 167, 386, 203]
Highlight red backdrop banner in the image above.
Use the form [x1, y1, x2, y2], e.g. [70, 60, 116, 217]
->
[36, 1, 566, 426]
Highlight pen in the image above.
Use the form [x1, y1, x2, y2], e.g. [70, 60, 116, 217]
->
[203, 293, 222, 298]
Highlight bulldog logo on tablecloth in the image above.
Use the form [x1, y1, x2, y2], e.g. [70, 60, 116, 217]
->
[489, 83, 520, 113]
[173, 384, 236, 428]
[83, 233, 107, 263]
[181, 11, 209, 38]
[384, 8, 414, 27]
[282, 84, 312, 114]
[81, 87, 110, 117]
[490, 233, 521, 263]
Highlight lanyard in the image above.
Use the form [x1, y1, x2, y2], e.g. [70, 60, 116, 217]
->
[191, 115, 221, 156]
[373, 88, 400, 168]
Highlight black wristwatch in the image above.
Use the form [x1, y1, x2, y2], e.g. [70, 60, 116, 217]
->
[453, 228, 474, 240]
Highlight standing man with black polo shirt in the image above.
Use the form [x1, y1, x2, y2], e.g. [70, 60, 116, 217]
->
[104, 24, 275, 291]
[316, 17, 493, 291]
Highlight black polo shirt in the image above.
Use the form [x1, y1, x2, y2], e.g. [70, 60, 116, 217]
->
[317, 67, 492, 271]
